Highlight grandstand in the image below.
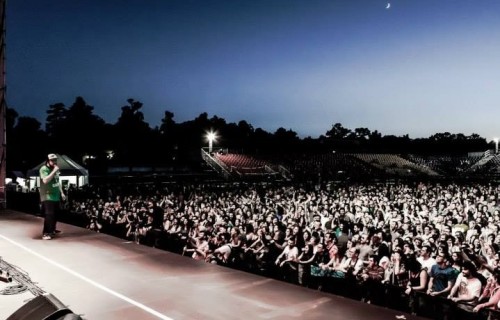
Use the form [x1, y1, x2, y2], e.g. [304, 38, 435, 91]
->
[489, 154, 500, 172]
[350, 153, 440, 177]
[407, 153, 483, 175]
[201, 147, 500, 182]
[275, 152, 383, 182]
[201, 148, 280, 180]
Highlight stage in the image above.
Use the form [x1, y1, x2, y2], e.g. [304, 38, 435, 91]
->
[0, 210, 426, 320]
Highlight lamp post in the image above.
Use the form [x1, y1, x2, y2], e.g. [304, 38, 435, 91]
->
[494, 138, 499, 155]
[207, 131, 217, 153]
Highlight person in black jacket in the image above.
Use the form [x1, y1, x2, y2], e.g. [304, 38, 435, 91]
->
[145, 199, 165, 247]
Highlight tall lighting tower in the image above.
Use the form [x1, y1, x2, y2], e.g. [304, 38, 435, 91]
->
[206, 131, 217, 153]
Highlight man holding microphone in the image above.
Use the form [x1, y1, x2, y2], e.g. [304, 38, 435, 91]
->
[39, 153, 66, 240]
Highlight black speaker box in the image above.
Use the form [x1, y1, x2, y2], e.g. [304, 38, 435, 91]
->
[6, 293, 81, 320]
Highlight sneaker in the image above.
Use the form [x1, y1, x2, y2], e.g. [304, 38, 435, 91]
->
[55, 229, 62, 234]
[42, 234, 52, 240]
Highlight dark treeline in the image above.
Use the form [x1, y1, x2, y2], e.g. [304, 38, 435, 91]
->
[6, 96, 492, 174]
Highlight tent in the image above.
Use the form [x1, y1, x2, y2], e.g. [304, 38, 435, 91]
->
[27, 154, 89, 189]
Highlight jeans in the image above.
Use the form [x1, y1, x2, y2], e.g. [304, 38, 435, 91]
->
[42, 200, 60, 234]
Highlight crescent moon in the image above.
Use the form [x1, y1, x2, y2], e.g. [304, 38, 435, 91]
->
[386, 3, 391, 9]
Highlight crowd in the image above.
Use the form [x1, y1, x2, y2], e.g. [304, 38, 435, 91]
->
[66, 181, 500, 320]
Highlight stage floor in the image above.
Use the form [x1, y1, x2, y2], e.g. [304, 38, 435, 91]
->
[0, 210, 426, 320]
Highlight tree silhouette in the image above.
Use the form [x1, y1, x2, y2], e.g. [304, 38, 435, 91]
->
[353, 127, 371, 140]
[62, 97, 108, 162]
[159, 110, 178, 163]
[2, 96, 494, 175]
[113, 98, 153, 165]
[326, 123, 352, 139]
[8, 115, 46, 172]
[45, 103, 66, 135]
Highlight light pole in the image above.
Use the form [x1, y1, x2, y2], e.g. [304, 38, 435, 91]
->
[207, 131, 217, 153]
[494, 138, 499, 154]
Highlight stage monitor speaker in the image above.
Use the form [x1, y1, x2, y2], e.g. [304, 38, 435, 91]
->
[6, 293, 79, 320]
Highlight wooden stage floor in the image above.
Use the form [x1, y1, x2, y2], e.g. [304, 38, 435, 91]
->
[0, 210, 427, 320]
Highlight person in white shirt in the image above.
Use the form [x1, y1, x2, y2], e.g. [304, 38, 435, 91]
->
[275, 237, 299, 283]
[447, 261, 482, 319]
[417, 245, 436, 272]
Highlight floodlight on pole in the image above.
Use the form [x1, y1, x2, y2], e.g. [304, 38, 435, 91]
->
[206, 131, 217, 153]
[494, 138, 499, 154]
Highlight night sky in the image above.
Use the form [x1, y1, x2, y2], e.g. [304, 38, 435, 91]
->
[7, 0, 500, 139]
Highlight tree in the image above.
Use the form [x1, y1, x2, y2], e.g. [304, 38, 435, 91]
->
[159, 111, 175, 136]
[273, 127, 299, 152]
[253, 128, 273, 152]
[159, 110, 177, 163]
[5, 107, 18, 133]
[45, 103, 67, 138]
[113, 99, 153, 165]
[8, 116, 47, 171]
[326, 123, 351, 139]
[353, 127, 371, 140]
[468, 133, 482, 140]
[235, 120, 255, 151]
[369, 130, 382, 141]
[62, 97, 108, 161]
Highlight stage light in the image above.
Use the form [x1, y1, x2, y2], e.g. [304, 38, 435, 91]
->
[206, 131, 217, 153]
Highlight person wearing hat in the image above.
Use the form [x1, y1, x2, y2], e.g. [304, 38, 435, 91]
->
[39, 153, 66, 240]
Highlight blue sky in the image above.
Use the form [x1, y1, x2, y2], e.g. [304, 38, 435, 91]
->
[7, 0, 500, 139]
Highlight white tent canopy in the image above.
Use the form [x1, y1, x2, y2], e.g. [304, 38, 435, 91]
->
[27, 154, 89, 189]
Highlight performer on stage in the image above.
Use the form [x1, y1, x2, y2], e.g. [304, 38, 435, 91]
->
[39, 153, 66, 240]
